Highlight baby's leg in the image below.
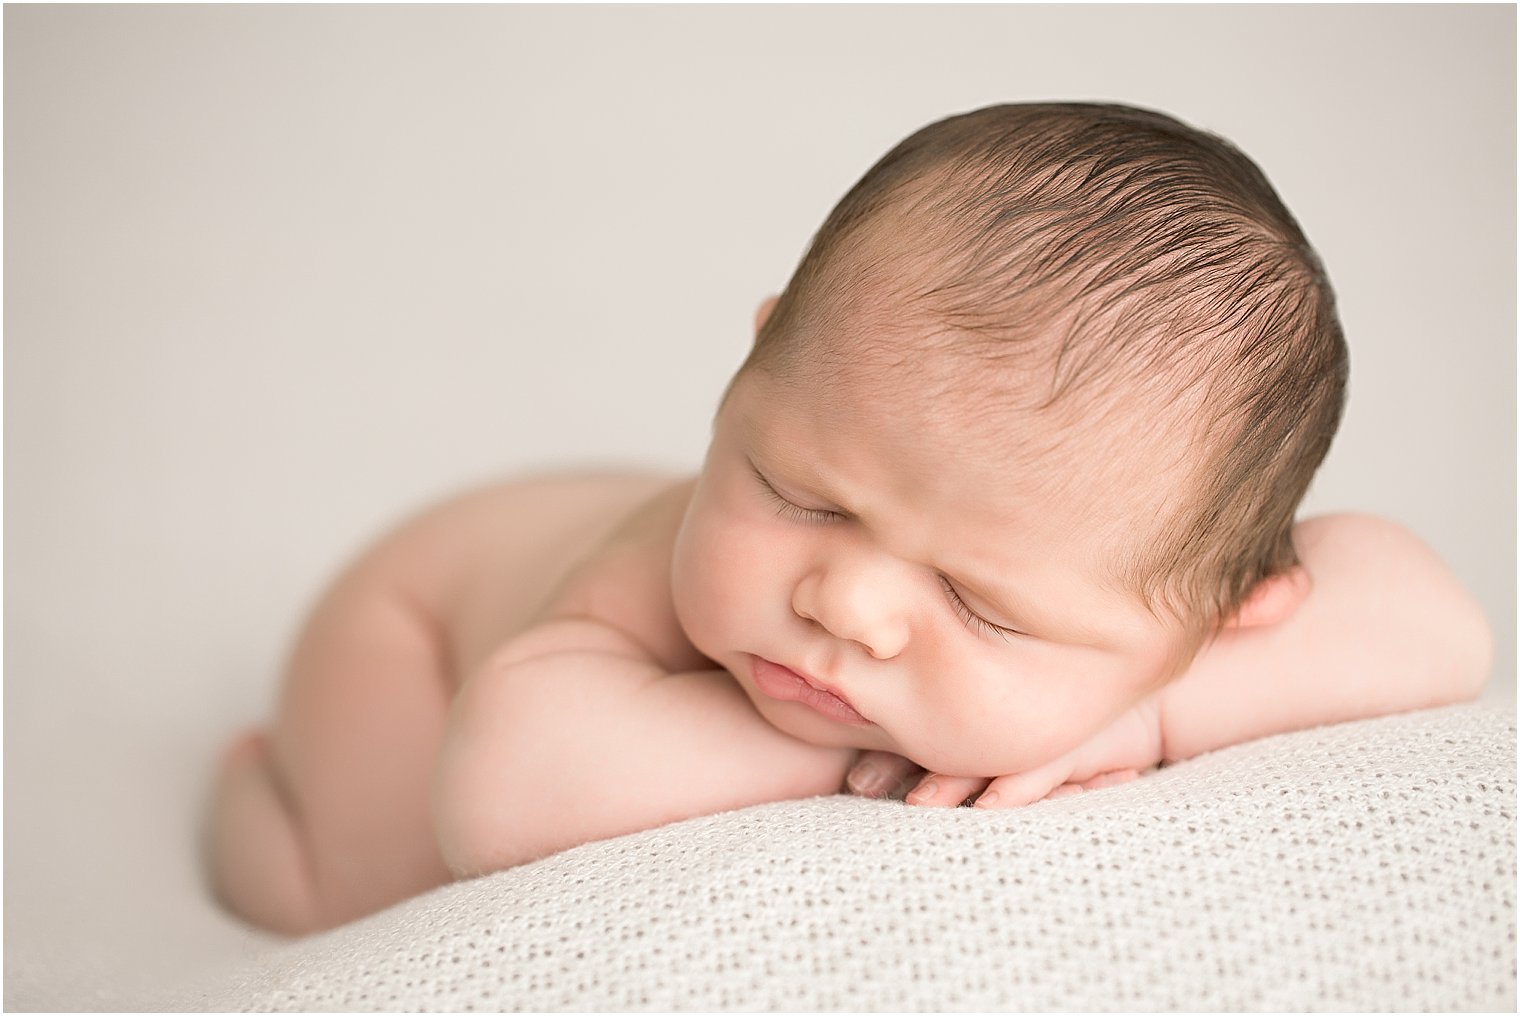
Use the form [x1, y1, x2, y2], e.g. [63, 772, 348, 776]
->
[209, 573, 454, 934]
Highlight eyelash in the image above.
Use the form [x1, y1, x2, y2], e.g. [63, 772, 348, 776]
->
[753, 467, 840, 524]
[939, 575, 1021, 643]
[752, 464, 1022, 643]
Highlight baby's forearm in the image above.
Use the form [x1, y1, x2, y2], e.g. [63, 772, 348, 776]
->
[433, 624, 852, 877]
[1159, 514, 1492, 762]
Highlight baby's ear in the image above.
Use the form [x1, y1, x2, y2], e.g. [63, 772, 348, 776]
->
[1226, 565, 1312, 629]
[753, 295, 779, 336]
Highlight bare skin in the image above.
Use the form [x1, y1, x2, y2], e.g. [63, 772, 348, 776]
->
[209, 308, 1492, 937]
[209, 473, 685, 932]
[208, 467, 1491, 935]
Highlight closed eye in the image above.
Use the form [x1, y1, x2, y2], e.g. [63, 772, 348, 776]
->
[752, 465, 841, 524]
[939, 575, 1023, 643]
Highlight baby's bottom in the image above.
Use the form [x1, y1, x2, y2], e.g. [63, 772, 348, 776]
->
[209, 577, 454, 934]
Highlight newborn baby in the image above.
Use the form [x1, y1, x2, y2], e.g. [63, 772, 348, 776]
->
[209, 102, 1491, 935]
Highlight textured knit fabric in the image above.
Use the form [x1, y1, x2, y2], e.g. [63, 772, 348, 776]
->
[183, 702, 1516, 1013]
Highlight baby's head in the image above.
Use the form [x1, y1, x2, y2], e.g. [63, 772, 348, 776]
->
[746, 102, 1346, 637]
[673, 103, 1347, 774]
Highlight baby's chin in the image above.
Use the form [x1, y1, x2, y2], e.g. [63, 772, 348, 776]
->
[847, 728, 1039, 778]
[724, 666, 1062, 774]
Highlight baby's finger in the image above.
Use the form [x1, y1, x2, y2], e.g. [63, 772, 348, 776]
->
[971, 758, 1075, 810]
[846, 751, 922, 799]
[906, 773, 989, 808]
[1079, 768, 1140, 791]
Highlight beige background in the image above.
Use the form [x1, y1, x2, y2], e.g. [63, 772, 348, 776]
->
[5, 5, 1514, 1008]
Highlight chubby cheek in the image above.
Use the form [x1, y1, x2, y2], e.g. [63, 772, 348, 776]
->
[900, 648, 1142, 776]
[670, 491, 775, 665]
[901, 677, 1047, 775]
[669, 505, 724, 660]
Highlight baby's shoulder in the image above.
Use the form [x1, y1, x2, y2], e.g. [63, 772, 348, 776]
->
[359, 471, 689, 680]
[537, 476, 709, 672]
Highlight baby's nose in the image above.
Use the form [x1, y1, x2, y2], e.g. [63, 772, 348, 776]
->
[792, 566, 910, 660]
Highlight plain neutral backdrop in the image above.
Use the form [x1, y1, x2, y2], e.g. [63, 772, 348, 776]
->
[5, 5, 1515, 1009]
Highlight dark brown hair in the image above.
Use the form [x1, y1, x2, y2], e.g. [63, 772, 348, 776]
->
[744, 102, 1348, 633]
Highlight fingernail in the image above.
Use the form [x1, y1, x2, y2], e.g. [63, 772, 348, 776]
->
[907, 779, 937, 803]
[974, 791, 999, 809]
[847, 762, 880, 795]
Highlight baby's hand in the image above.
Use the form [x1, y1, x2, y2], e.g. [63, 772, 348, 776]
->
[846, 695, 1162, 809]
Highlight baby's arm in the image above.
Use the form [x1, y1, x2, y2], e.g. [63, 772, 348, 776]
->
[434, 626, 854, 876]
[434, 618, 853, 876]
[1156, 512, 1492, 761]
[855, 513, 1491, 808]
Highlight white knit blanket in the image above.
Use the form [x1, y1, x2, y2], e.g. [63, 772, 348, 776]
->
[172, 702, 1514, 1012]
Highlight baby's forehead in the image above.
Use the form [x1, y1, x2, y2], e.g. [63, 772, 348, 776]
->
[760, 230, 1218, 505]
[763, 325, 1206, 528]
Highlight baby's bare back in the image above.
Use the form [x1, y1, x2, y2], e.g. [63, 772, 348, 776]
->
[364, 471, 684, 684]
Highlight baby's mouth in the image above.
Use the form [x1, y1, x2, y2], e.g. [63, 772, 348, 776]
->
[748, 656, 871, 726]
